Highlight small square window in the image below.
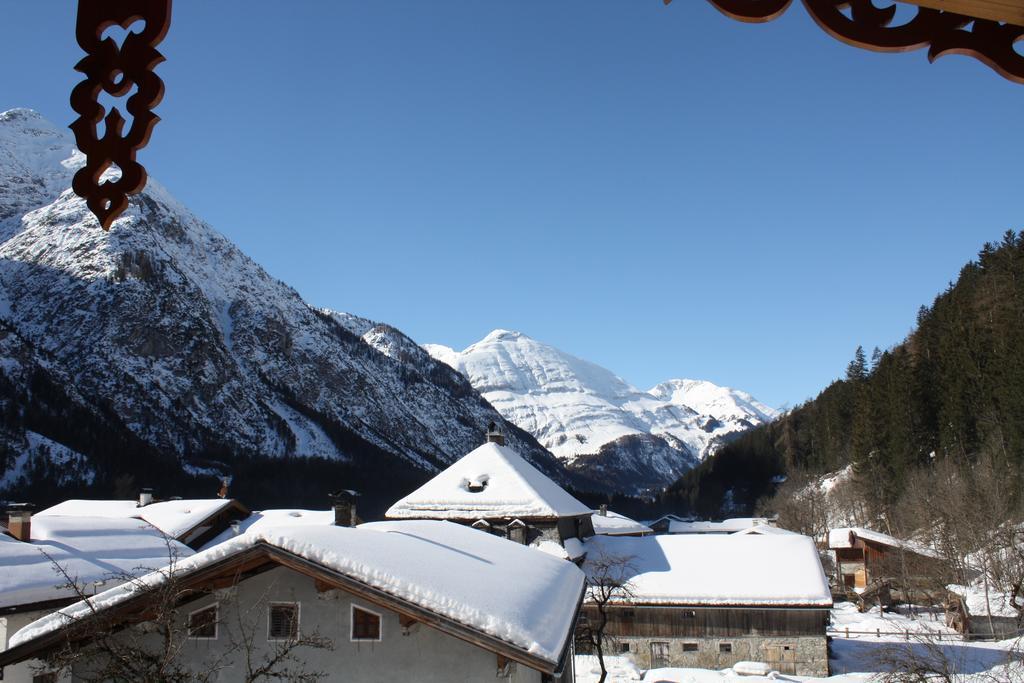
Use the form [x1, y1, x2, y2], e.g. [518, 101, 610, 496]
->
[681, 609, 696, 618]
[683, 642, 698, 652]
[719, 642, 732, 654]
[268, 603, 299, 641]
[188, 604, 218, 640]
[619, 642, 630, 653]
[351, 605, 382, 641]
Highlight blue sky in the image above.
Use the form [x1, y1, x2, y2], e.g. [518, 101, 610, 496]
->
[2, 2, 1021, 409]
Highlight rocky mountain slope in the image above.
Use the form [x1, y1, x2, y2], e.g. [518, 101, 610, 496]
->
[425, 330, 777, 494]
[0, 109, 563, 511]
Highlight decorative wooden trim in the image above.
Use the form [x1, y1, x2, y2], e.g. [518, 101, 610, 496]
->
[664, 0, 1024, 84]
[70, 0, 172, 230]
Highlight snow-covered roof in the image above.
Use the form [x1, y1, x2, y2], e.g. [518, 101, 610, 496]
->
[828, 527, 940, 558]
[582, 534, 832, 607]
[668, 517, 771, 534]
[645, 513, 689, 526]
[10, 520, 584, 668]
[732, 524, 799, 536]
[386, 442, 591, 520]
[37, 498, 239, 541]
[0, 515, 193, 610]
[591, 510, 653, 536]
[199, 508, 335, 550]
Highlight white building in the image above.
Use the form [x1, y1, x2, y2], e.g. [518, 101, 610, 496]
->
[386, 434, 594, 560]
[0, 520, 585, 682]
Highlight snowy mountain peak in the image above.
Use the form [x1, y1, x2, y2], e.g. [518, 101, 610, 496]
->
[0, 109, 83, 231]
[425, 331, 777, 494]
[648, 379, 778, 424]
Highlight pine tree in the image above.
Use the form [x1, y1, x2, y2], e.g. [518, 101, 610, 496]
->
[846, 346, 868, 382]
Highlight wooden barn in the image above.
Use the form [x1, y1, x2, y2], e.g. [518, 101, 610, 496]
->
[828, 527, 946, 597]
[581, 534, 832, 676]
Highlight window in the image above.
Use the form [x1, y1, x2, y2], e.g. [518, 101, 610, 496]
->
[619, 642, 630, 653]
[650, 641, 670, 668]
[268, 603, 299, 641]
[683, 642, 698, 652]
[33, 675, 58, 683]
[188, 603, 218, 639]
[351, 605, 382, 641]
[507, 519, 527, 544]
[681, 609, 696, 618]
[719, 642, 732, 654]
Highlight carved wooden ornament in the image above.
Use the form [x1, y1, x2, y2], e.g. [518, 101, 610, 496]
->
[70, 0, 172, 230]
[667, 0, 1024, 84]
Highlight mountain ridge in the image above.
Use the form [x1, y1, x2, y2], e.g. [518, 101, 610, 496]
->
[424, 330, 777, 494]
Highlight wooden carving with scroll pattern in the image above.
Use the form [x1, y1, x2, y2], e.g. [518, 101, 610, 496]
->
[667, 0, 1024, 84]
[70, 0, 172, 230]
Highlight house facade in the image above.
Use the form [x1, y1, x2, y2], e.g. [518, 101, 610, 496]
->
[594, 604, 829, 675]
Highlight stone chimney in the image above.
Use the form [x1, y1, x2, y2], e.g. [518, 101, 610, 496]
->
[217, 477, 229, 499]
[137, 488, 154, 507]
[330, 490, 359, 527]
[598, 504, 608, 517]
[486, 422, 505, 446]
[6, 503, 33, 542]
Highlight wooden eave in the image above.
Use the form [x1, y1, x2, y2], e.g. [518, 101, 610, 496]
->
[906, 0, 1024, 25]
[0, 541, 582, 677]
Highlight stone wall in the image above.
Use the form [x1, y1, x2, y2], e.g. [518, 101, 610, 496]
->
[613, 634, 829, 677]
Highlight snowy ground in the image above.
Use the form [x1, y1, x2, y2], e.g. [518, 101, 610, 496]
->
[575, 602, 1022, 682]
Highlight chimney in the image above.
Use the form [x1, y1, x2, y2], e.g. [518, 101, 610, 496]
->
[6, 503, 33, 542]
[217, 477, 229, 499]
[329, 490, 359, 527]
[486, 422, 505, 446]
[598, 504, 608, 517]
[138, 488, 154, 507]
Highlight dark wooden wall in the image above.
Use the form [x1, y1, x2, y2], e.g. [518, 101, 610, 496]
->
[588, 605, 829, 638]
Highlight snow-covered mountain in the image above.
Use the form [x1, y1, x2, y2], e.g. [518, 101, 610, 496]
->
[425, 330, 777, 494]
[0, 109, 564, 510]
